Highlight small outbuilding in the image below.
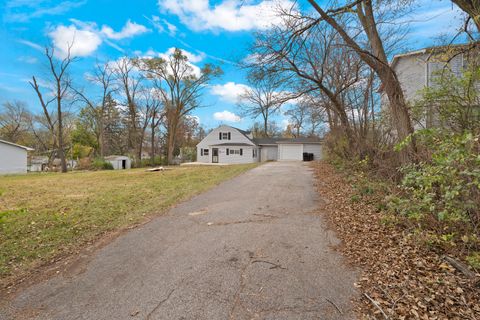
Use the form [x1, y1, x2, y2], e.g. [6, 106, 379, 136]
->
[105, 155, 132, 170]
[0, 139, 34, 174]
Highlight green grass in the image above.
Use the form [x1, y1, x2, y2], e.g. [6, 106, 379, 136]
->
[0, 164, 257, 283]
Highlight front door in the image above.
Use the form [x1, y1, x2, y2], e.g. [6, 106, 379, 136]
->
[212, 148, 219, 163]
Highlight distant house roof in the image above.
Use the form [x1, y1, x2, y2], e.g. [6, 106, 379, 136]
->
[252, 137, 322, 145]
[0, 139, 34, 151]
[252, 137, 284, 145]
[210, 143, 254, 147]
[390, 42, 478, 69]
[104, 155, 130, 160]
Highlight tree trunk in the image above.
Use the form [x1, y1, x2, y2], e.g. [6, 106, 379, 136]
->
[56, 89, 67, 173]
[307, 0, 416, 162]
[263, 115, 269, 137]
[167, 117, 178, 165]
[98, 120, 105, 158]
[151, 117, 156, 166]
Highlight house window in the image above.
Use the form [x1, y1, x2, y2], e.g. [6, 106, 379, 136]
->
[253, 149, 257, 158]
[229, 149, 243, 155]
[222, 132, 229, 140]
[203, 149, 209, 156]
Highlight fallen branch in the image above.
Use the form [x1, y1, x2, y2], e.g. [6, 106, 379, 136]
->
[443, 255, 477, 279]
[325, 298, 343, 314]
[363, 293, 389, 320]
[251, 260, 287, 270]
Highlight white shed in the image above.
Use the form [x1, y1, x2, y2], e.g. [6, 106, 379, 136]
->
[0, 139, 34, 174]
[104, 155, 131, 170]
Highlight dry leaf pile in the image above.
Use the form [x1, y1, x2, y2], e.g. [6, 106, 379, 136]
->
[312, 162, 480, 319]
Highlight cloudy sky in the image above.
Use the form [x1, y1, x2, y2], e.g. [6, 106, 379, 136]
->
[0, 0, 466, 130]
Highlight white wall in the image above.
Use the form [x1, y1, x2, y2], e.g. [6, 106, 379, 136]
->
[0, 143, 28, 174]
[197, 125, 256, 163]
[303, 144, 323, 160]
[107, 157, 131, 170]
[219, 146, 258, 164]
[260, 146, 278, 162]
[278, 144, 303, 161]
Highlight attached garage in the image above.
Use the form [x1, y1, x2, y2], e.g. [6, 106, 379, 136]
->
[278, 144, 303, 161]
[260, 145, 278, 161]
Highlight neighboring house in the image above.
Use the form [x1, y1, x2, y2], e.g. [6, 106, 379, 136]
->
[196, 125, 323, 164]
[30, 156, 49, 172]
[105, 155, 131, 170]
[382, 43, 473, 128]
[0, 139, 34, 174]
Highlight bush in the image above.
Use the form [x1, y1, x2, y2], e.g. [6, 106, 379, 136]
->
[390, 130, 479, 224]
[92, 159, 114, 170]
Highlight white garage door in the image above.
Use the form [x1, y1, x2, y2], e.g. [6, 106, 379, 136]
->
[278, 144, 303, 161]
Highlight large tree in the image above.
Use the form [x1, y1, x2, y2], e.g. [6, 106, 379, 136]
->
[305, 0, 416, 161]
[30, 45, 76, 172]
[139, 48, 222, 164]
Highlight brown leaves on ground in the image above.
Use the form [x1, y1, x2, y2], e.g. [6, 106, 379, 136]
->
[312, 162, 480, 320]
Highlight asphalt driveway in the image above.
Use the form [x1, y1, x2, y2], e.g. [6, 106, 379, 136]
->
[2, 162, 357, 320]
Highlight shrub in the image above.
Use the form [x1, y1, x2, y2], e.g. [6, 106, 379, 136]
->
[92, 159, 114, 170]
[390, 129, 480, 227]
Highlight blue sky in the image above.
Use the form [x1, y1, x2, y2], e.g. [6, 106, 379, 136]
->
[0, 0, 466, 130]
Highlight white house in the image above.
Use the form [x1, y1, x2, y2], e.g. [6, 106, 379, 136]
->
[381, 44, 472, 128]
[0, 139, 34, 174]
[105, 155, 132, 170]
[196, 125, 323, 164]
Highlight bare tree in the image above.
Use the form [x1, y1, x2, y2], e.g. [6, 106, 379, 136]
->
[238, 69, 293, 137]
[305, 0, 416, 161]
[138, 48, 222, 164]
[114, 57, 143, 161]
[73, 61, 116, 157]
[0, 101, 31, 143]
[250, 15, 361, 147]
[30, 45, 76, 172]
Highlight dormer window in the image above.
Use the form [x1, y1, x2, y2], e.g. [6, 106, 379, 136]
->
[219, 132, 231, 140]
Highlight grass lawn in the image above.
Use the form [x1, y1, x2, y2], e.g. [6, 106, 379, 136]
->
[0, 164, 257, 285]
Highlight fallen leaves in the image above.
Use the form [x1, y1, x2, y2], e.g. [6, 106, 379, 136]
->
[312, 162, 480, 320]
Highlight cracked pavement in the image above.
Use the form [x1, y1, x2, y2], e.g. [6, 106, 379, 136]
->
[1, 162, 358, 320]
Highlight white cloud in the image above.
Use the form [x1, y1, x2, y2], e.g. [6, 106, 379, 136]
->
[18, 56, 38, 64]
[281, 119, 290, 130]
[101, 20, 150, 40]
[158, 0, 295, 32]
[144, 15, 178, 36]
[17, 39, 43, 51]
[213, 110, 241, 122]
[210, 82, 249, 103]
[4, 0, 86, 23]
[48, 25, 102, 58]
[47, 19, 148, 58]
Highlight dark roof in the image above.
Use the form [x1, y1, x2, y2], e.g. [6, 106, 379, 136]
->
[231, 126, 252, 136]
[252, 137, 323, 145]
[276, 137, 323, 144]
[252, 137, 284, 145]
[210, 143, 254, 147]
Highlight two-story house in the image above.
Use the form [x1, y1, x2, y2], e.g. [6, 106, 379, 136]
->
[382, 43, 474, 128]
